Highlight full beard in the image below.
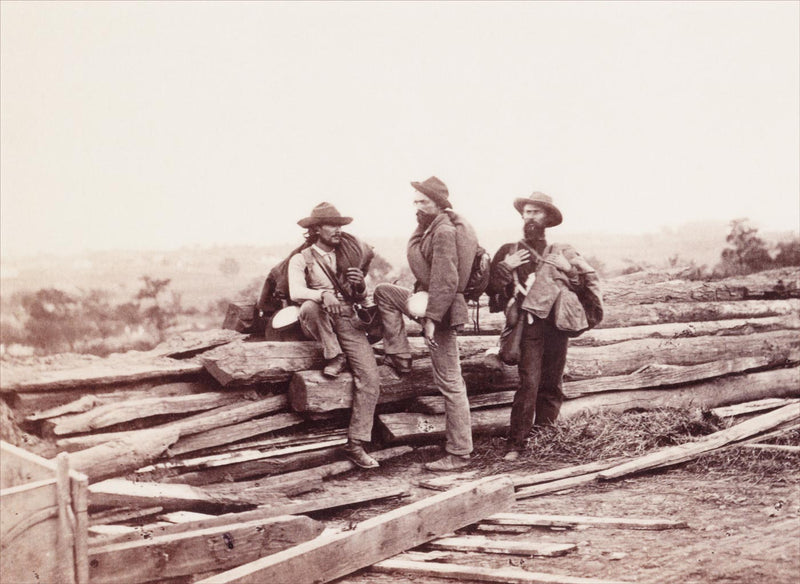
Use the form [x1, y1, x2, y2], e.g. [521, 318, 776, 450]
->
[416, 210, 436, 229]
[523, 220, 545, 243]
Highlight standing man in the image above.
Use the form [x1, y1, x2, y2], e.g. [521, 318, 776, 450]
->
[487, 192, 603, 461]
[374, 176, 477, 471]
[288, 202, 381, 469]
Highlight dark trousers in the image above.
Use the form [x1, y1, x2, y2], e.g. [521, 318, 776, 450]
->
[508, 316, 570, 447]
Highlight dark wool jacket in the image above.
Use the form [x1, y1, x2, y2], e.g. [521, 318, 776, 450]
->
[487, 238, 604, 333]
[407, 211, 477, 327]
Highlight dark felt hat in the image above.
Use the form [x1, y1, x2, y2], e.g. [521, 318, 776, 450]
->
[513, 192, 563, 227]
[297, 202, 353, 228]
[410, 176, 452, 209]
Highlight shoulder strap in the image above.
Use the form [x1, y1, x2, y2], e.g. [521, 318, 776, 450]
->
[309, 248, 352, 302]
[517, 239, 552, 263]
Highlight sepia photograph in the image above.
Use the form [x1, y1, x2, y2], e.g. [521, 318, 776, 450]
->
[1, 2, 798, 583]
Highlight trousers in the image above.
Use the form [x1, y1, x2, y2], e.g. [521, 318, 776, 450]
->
[374, 283, 473, 456]
[298, 300, 380, 443]
[507, 316, 569, 447]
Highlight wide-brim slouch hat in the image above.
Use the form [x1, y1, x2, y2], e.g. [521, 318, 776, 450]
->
[513, 191, 563, 227]
[297, 202, 353, 228]
[411, 176, 452, 209]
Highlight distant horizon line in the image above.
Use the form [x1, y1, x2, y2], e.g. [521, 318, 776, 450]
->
[2, 221, 797, 262]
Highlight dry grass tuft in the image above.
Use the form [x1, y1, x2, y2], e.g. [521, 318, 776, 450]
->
[468, 407, 723, 475]
[687, 426, 800, 482]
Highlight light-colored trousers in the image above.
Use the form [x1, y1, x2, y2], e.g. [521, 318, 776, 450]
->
[298, 300, 380, 443]
[374, 283, 473, 456]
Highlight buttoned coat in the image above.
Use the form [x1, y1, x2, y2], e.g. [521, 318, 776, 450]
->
[407, 211, 477, 328]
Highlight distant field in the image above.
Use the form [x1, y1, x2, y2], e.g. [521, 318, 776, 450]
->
[1, 223, 793, 313]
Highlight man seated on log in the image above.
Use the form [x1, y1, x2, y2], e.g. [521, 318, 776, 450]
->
[287, 202, 381, 469]
[374, 176, 477, 472]
[487, 192, 603, 462]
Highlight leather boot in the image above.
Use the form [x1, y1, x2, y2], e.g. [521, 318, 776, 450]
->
[343, 440, 379, 469]
[424, 453, 471, 472]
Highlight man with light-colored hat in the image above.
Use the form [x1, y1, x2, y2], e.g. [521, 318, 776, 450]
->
[374, 176, 478, 472]
[487, 192, 603, 462]
[287, 202, 382, 468]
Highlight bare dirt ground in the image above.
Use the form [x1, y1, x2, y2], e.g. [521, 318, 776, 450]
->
[310, 446, 800, 584]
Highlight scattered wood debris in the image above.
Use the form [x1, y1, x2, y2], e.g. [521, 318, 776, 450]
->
[1, 268, 798, 583]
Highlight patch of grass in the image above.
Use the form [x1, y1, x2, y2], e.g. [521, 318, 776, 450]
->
[466, 407, 723, 475]
[687, 426, 800, 483]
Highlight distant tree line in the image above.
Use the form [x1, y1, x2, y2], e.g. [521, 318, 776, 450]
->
[3, 223, 797, 357]
[0, 276, 192, 356]
[716, 219, 800, 276]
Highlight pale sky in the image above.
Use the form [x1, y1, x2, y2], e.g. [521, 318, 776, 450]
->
[1, 1, 798, 258]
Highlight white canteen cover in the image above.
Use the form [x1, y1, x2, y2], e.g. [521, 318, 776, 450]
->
[271, 305, 300, 330]
[406, 291, 429, 319]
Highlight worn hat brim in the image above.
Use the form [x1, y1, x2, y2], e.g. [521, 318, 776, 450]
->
[513, 198, 562, 227]
[297, 216, 353, 228]
[411, 181, 452, 209]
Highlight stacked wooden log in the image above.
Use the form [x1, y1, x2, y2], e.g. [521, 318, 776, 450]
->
[0, 267, 798, 583]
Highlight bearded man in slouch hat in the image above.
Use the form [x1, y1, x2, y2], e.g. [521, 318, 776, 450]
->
[374, 177, 478, 472]
[487, 192, 603, 461]
[287, 202, 382, 469]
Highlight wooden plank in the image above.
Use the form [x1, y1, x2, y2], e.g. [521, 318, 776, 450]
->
[90, 507, 164, 526]
[88, 472, 321, 511]
[562, 352, 800, 398]
[163, 445, 347, 486]
[250, 484, 409, 519]
[26, 395, 102, 422]
[515, 473, 604, 500]
[55, 453, 75, 584]
[199, 428, 348, 456]
[90, 508, 293, 546]
[17, 380, 219, 421]
[88, 479, 229, 510]
[1, 478, 58, 541]
[711, 397, 800, 418]
[420, 458, 626, 492]
[424, 535, 576, 557]
[737, 422, 800, 445]
[293, 330, 800, 413]
[601, 266, 799, 305]
[600, 298, 800, 328]
[95, 485, 409, 549]
[372, 558, 633, 584]
[484, 512, 689, 530]
[88, 515, 323, 584]
[571, 314, 800, 347]
[68, 427, 181, 482]
[0, 355, 202, 393]
[195, 475, 515, 584]
[0, 479, 62, 584]
[416, 351, 800, 413]
[209, 336, 527, 390]
[200, 340, 327, 386]
[598, 402, 800, 481]
[137, 437, 348, 475]
[215, 446, 414, 494]
[379, 367, 800, 442]
[1, 440, 58, 488]
[472, 298, 800, 334]
[564, 329, 799, 380]
[167, 413, 304, 456]
[150, 329, 246, 358]
[46, 391, 254, 436]
[55, 394, 289, 452]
